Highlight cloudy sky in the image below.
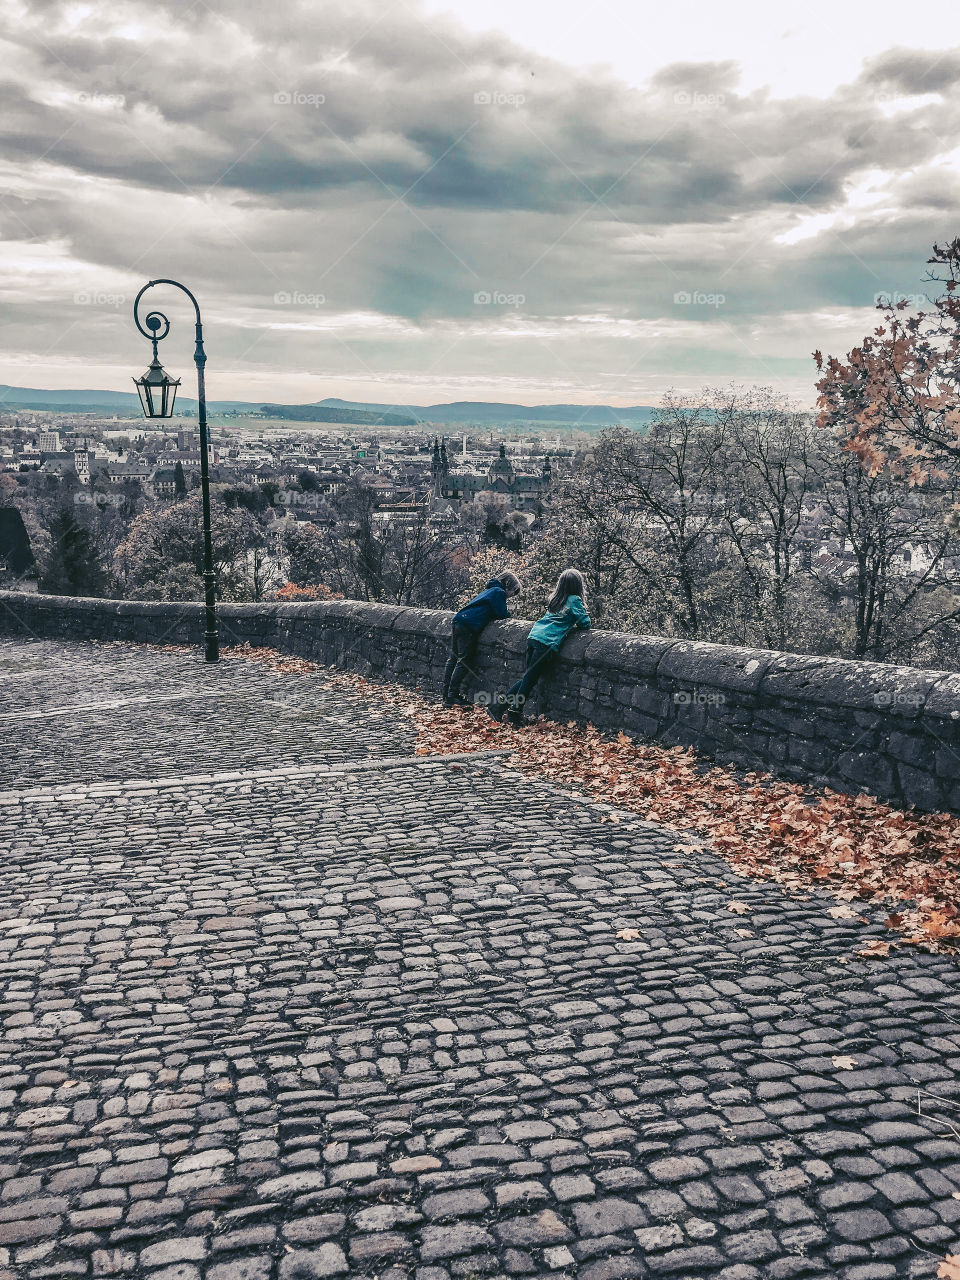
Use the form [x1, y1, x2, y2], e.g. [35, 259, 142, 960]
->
[2, 0, 960, 410]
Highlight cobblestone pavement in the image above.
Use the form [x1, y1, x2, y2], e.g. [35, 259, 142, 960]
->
[2, 637, 960, 1280]
[0, 639, 414, 788]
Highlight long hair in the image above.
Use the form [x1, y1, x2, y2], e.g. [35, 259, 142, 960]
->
[547, 568, 586, 613]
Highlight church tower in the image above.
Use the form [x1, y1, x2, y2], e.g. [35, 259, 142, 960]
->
[431, 437, 449, 495]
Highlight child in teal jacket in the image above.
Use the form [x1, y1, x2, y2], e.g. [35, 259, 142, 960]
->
[492, 569, 591, 726]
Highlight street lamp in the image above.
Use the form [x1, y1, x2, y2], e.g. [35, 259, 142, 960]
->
[133, 278, 219, 662]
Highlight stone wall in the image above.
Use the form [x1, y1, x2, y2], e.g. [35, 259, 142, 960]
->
[2, 590, 958, 812]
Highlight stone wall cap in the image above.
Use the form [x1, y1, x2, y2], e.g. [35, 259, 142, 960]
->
[583, 630, 678, 676]
[391, 607, 454, 636]
[114, 600, 200, 619]
[761, 650, 947, 715]
[659, 639, 774, 692]
[925, 671, 960, 721]
[0, 590, 107, 613]
[220, 602, 281, 619]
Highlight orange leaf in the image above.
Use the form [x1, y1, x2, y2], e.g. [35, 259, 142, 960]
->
[855, 940, 893, 958]
[923, 911, 960, 938]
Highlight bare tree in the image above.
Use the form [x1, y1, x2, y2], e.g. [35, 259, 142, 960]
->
[813, 438, 960, 662]
[711, 386, 824, 650]
[284, 476, 467, 607]
[567, 396, 731, 637]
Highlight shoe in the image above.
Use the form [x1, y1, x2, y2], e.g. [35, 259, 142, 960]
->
[485, 704, 504, 723]
[442, 698, 455, 709]
[507, 713, 524, 728]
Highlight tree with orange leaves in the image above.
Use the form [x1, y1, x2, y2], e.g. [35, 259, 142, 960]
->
[815, 240, 960, 485]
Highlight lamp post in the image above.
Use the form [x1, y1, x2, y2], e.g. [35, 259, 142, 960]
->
[132, 279, 219, 663]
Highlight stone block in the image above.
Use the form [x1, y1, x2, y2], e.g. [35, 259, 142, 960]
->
[896, 763, 945, 812]
[762, 651, 938, 716]
[659, 640, 772, 694]
[583, 631, 678, 678]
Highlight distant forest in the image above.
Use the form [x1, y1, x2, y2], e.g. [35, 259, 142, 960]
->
[258, 404, 418, 426]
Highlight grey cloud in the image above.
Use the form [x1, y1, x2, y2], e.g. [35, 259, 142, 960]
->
[860, 46, 960, 93]
[1, 0, 959, 400]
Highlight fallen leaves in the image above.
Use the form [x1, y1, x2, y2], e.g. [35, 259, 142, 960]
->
[184, 651, 960, 956]
[396, 695, 960, 954]
[855, 940, 894, 958]
[832, 1055, 859, 1070]
[615, 928, 642, 941]
[937, 1256, 960, 1280]
[225, 644, 322, 676]
[923, 911, 960, 939]
[155, 641, 322, 675]
[726, 901, 751, 915]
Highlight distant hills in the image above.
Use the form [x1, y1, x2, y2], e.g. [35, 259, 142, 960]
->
[0, 385, 658, 428]
[0, 385, 235, 414]
[0, 385, 145, 411]
[317, 398, 658, 427]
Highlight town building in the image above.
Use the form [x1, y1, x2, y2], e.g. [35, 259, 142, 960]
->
[432, 439, 551, 512]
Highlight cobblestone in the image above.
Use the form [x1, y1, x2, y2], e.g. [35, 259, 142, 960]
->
[0, 637, 958, 1278]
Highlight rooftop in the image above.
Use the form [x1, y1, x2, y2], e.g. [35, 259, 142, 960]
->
[0, 636, 958, 1277]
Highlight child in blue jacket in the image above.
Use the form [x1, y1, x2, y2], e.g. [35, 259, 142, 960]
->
[492, 568, 590, 726]
[443, 571, 522, 706]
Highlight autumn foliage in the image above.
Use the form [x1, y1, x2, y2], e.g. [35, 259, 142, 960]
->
[815, 238, 960, 484]
[270, 581, 343, 602]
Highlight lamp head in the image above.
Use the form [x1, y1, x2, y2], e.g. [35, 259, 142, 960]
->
[133, 354, 180, 418]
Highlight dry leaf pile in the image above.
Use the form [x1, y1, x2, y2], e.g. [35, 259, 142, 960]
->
[223, 643, 322, 677]
[142, 645, 959, 955]
[321, 671, 959, 954]
[154, 642, 323, 677]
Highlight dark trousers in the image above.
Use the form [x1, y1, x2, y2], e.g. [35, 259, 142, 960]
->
[442, 622, 479, 701]
[505, 639, 556, 718]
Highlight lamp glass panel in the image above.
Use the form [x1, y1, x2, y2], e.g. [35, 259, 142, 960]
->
[135, 379, 151, 417]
